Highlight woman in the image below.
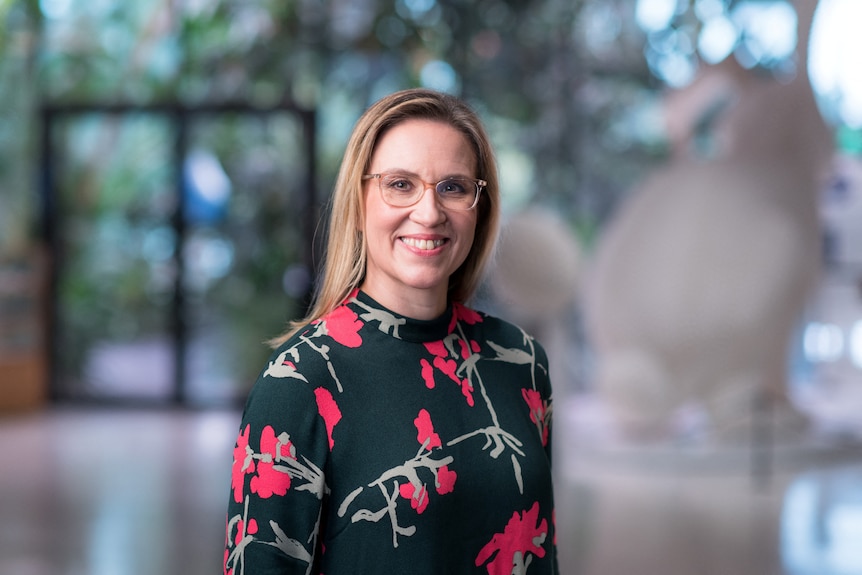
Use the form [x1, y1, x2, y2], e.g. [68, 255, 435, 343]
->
[225, 88, 557, 574]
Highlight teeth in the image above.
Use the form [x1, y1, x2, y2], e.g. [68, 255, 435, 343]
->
[402, 237, 445, 250]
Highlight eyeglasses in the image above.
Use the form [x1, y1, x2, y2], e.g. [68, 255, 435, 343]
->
[362, 172, 485, 211]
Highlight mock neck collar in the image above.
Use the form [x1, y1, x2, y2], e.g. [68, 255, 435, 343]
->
[352, 290, 453, 343]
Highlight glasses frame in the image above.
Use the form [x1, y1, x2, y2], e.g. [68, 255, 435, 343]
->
[362, 172, 486, 211]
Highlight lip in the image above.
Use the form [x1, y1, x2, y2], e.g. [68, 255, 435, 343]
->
[399, 235, 449, 253]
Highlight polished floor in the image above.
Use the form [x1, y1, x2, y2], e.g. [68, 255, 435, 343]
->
[1, 404, 861, 575]
[0, 407, 235, 575]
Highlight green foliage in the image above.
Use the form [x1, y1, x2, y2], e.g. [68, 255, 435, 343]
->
[2, 0, 667, 402]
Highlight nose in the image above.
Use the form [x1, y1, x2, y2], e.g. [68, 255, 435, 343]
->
[410, 183, 446, 225]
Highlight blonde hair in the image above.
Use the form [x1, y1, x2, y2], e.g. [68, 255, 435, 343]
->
[270, 88, 500, 346]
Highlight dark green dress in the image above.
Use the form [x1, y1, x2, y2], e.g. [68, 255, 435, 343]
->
[225, 289, 557, 574]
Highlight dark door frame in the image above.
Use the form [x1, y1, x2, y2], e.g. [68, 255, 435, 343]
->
[39, 101, 317, 406]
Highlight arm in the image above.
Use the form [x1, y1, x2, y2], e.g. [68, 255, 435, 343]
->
[224, 370, 330, 575]
[534, 340, 560, 574]
[530, 339, 555, 467]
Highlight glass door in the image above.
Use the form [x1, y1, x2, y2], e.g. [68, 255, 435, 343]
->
[52, 113, 177, 402]
[47, 105, 315, 406]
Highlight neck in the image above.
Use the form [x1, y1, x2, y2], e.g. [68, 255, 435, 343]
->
[359, 282, 448, 320]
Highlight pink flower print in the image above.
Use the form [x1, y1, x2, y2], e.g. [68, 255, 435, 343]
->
[314, 387, 342, 450]
[462, 381, 475, 406]
[250, 426, 294, 499]
[424, 340, 448, 358]
[424, 340, 474, 405]
[433, 356, 475, 407]
[475, 502, 548, 575]
[321, 305, 363, 348]
[411, 410, 458, 499]
[263, 350, 305, 379]
[399, 481, 429, 514]
[420, 358, 435, 389]
[458, 338, 480, 359]
[449, 302, 483, 332]
[224, 516, 232, 575]
[231, 425, 255, 503]
[451, 371, 475, 407]
[234, 517, 258, 547]
[225, 514, 259, 575]
[414, 409, 442, 450]
[342, 287, 360, 303]
[436, 465, 457, 495]
[522, 389, 549, 447]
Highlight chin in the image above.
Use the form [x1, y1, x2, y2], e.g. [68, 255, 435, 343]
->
[403, 279, 448, 292]
[398, 272, 451, 292]
[396, 265, 452, 286]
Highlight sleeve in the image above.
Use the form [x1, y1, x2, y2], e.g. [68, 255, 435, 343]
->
[533, 338, 560, 574]
[224, 362, 331, 575]
[532, 338, 554, 467]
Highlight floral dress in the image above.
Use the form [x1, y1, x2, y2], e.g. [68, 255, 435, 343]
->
[225, 289, 557, 575]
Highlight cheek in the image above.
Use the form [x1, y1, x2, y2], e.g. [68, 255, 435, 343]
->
[362, 188, 402, 236]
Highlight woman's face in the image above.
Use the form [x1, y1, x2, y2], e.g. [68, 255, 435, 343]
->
[360, 119, 479, 317]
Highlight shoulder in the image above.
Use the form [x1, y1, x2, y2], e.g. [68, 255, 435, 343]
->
[457, 304, 546, 355]
[244, 323, 332, 403]
[249, 304, 371, 397]
[240, 332, 341, 443]
[262, 326, 322, 379]
[457, 306, 554, 400]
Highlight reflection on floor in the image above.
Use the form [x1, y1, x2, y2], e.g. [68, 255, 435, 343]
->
[0, 408, 236, 575]
[555, 398, 862, 575]
[1, 406, 861, 575]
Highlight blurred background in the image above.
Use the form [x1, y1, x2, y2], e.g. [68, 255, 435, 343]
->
[1, 0, 861, 573]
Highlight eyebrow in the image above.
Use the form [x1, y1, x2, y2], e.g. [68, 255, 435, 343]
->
[376, 169, 475, 180]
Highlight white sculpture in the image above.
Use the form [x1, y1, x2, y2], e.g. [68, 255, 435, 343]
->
[583, 0, 834, 440]
[491, 209, 581, 324]
[489, 209, 582, 394]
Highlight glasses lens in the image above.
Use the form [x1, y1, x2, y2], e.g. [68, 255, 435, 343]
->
[436, 179, 476, 209]
[379, 174, 419, 207]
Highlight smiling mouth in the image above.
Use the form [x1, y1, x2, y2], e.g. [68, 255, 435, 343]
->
[401, 237, 446, 250]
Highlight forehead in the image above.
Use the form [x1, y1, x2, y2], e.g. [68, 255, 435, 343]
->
[369, 119, 476, 173]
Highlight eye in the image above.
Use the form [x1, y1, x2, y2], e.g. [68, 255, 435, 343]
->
[438, 179, 469, 196]
[382, 175, 415, 193]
